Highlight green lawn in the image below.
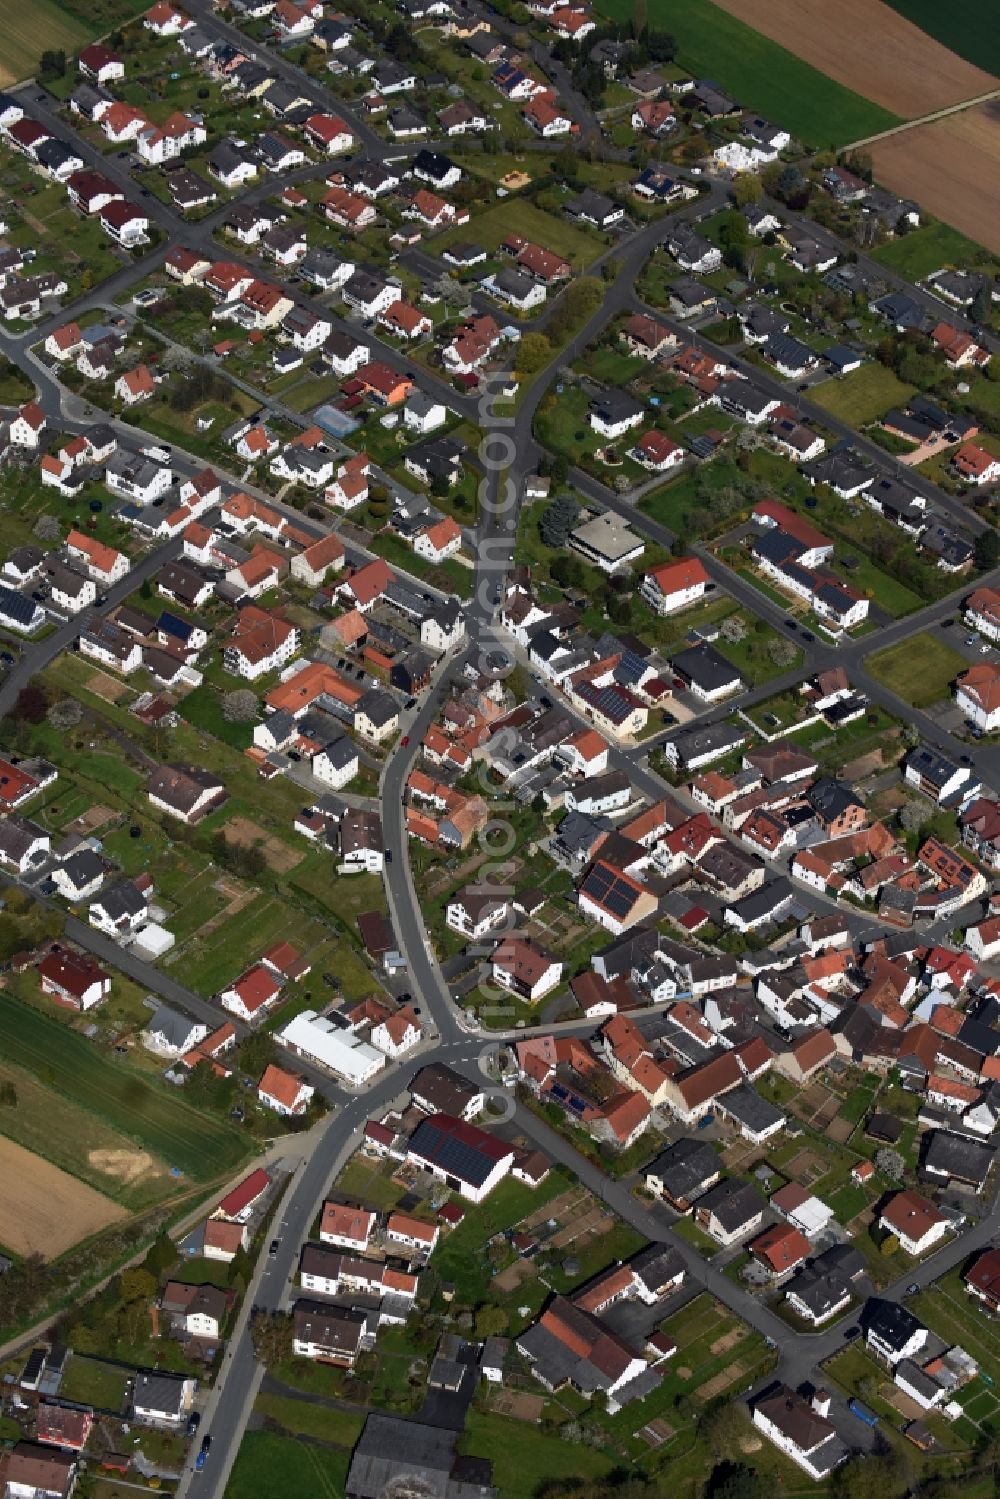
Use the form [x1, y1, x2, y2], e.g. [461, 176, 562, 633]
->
[0, 991, 249, 1182]
[432, 201, 604, 271]
[460, 1412, 615, 1499]
[912, 1270, 1000, 1389]
[171, 891, 333, 997]
[333, 1157, 409, 1212]
[179, 685, 255, 751]
[255, 1396, 366, 1449]
[865, 631, 968, 707]
[431, 1174, 566, 1304]
[872, 220, 1000, 280]
[593, 0, 898, 145]
[671, 1215, 720, 1257]
[811, 363, 917, 426]
[368, 530, 473, 599]
[59, 1356, 131, 1413]
[223, 1431, 351, 1499]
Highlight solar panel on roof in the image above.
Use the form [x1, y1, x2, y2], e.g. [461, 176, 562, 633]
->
[581, 863, 641, 921]
[616, 650, 646, 685]
[410, 1118, 503, 1187]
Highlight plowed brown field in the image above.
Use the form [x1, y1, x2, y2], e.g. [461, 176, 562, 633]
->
[870, 102, 1000, 253]
[709, 0, 996, 118]
[0, 1138, 126, 1258]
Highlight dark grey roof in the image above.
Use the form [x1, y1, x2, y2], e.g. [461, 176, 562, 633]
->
[319, 734, 358, 771]
[591, 387, 644, 423]
[672, 642, 742, 693]
[763, 331, 815, 369]
[0, 813, 46, 863]
[720, 381, 775, 417]
[905, 745, 960, 791]
[646, 1136, 719, 1200]
[922, 1129, 993, 1188]
[802, 446, 873, 492]
[715, 1083, 785, 1136]
[60, 847, 105, 887]
[347, 1413, 493, 1499]
[568, 188, 618, 222]
[666, 721, 747, 767]
[96, 879, 147, 921]
[0, 584, 41, 628]
[356, 689, 398, 728]
[861, 1297, 925, 1351]
[697, 1177, 764, 1231]
[785, 1258, 855, 1318]
[133, 1372, 189, 1415]
[730, 877, 795, 928]
[412, 148, 459, 181]
[807, 777, 862, 823]
[896, 1359, 942, 1403]
[628, 1243, 685, 1294]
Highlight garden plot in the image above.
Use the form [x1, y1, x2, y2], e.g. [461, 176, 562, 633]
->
[223, 816, 303, 875]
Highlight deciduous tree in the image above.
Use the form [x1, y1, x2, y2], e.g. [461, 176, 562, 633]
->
[47, 698, 83, 731]
[731, 174, 762, 208]
[250, 1309, 294, 1368]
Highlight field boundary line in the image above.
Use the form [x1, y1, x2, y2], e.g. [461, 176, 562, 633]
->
[842, 85, 1000, 150]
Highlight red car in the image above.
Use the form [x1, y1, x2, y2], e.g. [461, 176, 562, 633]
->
[400, 735, 410, 746]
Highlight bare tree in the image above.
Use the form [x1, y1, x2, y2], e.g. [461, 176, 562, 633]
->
[47, 699, 83, 731]
[875, 1147, 905, 1181]
[223, 689, 259, 723]
[768, 638, 798, 668]
[33, 514, 61, 542]
[898, 802, 926, 835]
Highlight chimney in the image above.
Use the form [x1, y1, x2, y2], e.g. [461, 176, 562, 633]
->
[812, 1388, 831, 1417]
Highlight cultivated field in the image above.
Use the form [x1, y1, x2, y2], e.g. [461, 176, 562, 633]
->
[0, 1058, 172, 1209]
[870, 103, 1000, 254]
[0, 990, 249, 1181]
[0, 1137, 126, 1258]
[0, 1, 93, 87]
[708, 0, 996, 119]
[599, 0, 897, 143]
[882, 0, 1000, 77]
